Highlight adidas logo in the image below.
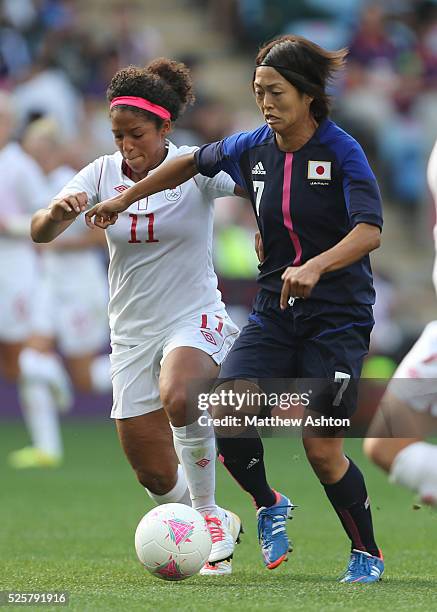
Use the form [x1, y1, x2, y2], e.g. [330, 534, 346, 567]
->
[247, 457, 260, 470]
[252, 162, 266, 175]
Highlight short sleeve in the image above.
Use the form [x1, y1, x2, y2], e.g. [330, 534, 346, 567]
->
[194, 171, 235, 200]
[427, 139, 437, 201]
[341, 143, 383, 230]
[194, 125, 271, 188]
[54, 157, 105, 208]
[195, 138, 244, 186]
[17, 155, 50, 212]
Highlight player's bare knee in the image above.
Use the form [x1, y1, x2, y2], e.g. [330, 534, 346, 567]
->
[135, 467, 176, 495]
[303, 442, 330, 467]
[363, 437, 384, 465]
[72, 378, 93, 393]
[68, 368, 93, 393]
[160, 385, 188, 425]
[303, 444, 341, 480]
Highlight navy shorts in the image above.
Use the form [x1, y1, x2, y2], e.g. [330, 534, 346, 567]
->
[219, 289, 374, 419]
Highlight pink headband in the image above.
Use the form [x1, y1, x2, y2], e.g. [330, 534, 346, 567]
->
[110, 96, 171, 120]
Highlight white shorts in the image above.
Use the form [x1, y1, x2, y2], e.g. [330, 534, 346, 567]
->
[387, 321, 437, 416]
[31, 271, 109, 357]
[0, 248, 37, 343]
[110, 309, 239, 419]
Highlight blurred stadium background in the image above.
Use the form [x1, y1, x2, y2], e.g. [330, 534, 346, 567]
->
[2, 2, 437, 608]
[1, 0, 437, 423]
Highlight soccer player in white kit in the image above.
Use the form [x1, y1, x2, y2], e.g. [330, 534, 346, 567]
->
[30, 59, 243, 574]
[364, 139, 437, 506]
[0, 92, 48, 384]
[8, 117, 111, 469]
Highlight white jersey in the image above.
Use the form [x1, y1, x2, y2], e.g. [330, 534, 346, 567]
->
[387, 140, 437, 413]
[31, 165, 109, 354]
[41, 165, 108, 293]
[55, 142, 235, 346]
[0, 142, 49, 341]
[427, 139, 437, 297]
[0, 141, 48, 248]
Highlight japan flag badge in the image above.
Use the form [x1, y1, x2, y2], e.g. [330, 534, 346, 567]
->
[308, 160, 331, 180]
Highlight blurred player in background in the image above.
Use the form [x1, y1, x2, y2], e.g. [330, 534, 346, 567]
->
[364, 139, 437, 506]
[8, 117, 110, 469]
[0, 92, 48, 384]
[30, 59, 244, 575]
[86, 35, 384, 583]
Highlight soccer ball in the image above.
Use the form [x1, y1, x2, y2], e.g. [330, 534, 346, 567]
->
[135, 503, 212, 581]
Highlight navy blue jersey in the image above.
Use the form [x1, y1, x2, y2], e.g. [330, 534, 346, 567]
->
[194, 119, 383, 305]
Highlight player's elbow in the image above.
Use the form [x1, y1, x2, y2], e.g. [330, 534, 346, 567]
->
[31, 211, 51, 243]
[30, 221, 45, 243]
[31, 220, 49, 243]
[365, 225, 381, 252]
[31, 231, 45, 243]
[371, 232, 381, 251]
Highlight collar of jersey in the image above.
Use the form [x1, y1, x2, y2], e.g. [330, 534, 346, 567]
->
[271, 117, 329, 154]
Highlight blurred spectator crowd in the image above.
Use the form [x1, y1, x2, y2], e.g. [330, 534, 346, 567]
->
[212, 0, 437, 223]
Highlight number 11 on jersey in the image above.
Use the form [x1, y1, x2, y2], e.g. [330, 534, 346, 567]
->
[128, 213, 159, 244]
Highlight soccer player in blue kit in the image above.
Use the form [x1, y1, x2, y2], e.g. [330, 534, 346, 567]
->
[86, 35, 384, 583]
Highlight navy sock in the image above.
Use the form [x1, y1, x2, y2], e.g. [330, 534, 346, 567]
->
[322, 458, 379, 557]
[217, 433, 276, 508]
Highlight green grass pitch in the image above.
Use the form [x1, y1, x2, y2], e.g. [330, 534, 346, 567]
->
[1, 422, 436, 611]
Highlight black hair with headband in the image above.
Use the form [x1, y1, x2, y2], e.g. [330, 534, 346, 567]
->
[254, 35, 348, 121]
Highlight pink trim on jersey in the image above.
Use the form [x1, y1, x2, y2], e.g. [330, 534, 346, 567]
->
[281, 152, 302, 266]
[110, 96, 171, 120]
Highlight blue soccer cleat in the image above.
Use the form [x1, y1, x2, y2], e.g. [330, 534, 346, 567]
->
[340, 549, 384, 583]
[256, 492, 294, 569]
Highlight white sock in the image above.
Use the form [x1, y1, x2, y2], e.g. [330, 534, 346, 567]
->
[171, 420, 217, 515]
[19, 348, 73, 412]
[19, 379, 63, 457]
[390, 441, 437, 499]
[90, 354, 112, 393]
[145, 464, 191, 506]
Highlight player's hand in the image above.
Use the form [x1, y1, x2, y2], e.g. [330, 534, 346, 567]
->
[255, 231, 264, 263]
[280, 260, 322, 309]
[48, 193, 88, 222]
[85, 195, 129, 229]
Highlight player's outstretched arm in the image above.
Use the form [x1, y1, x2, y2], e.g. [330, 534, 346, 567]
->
[31, 192, 88, 243]
[85, 153, 198, 229]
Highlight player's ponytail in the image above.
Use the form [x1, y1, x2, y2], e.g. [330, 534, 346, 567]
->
[146, 58, 195, 118]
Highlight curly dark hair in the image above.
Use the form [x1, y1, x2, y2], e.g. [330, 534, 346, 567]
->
[255, 35, 347, 121]
[107, 58, 195, 126]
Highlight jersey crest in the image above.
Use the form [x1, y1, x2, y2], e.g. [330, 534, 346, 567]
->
[165, 186, 182, 202]
[307, 160, 331, 180]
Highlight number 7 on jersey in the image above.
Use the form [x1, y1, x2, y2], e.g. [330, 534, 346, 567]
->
[253, 181, 264, 216]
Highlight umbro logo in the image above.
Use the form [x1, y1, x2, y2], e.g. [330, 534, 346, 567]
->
[252, 162, 266, 175]
[114, 184, 128, 193]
